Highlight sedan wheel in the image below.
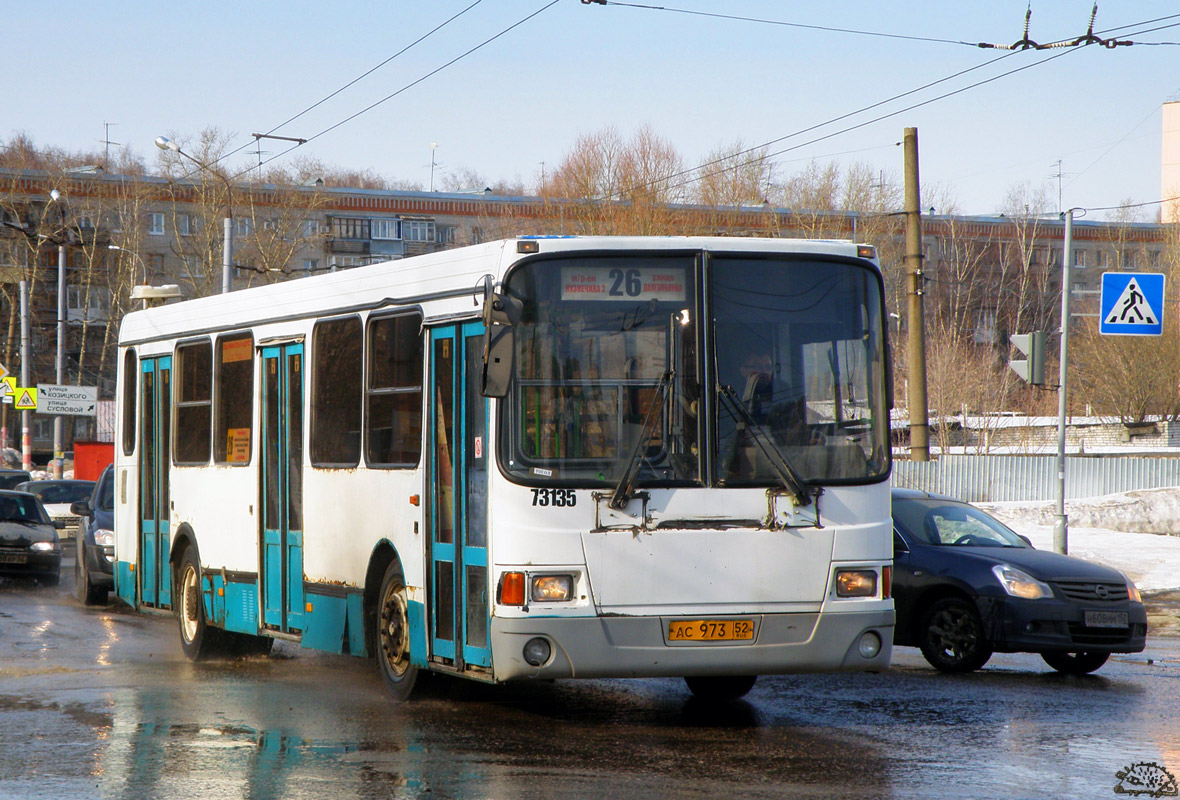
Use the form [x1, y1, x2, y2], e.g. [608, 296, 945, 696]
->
[1042, 651, 1109, 675]
[919, 597, 993, 673]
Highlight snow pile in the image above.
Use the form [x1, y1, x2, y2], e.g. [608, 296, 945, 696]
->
[979, 489, 1180, 594]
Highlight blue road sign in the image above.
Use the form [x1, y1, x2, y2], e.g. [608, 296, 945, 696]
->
[1099, 272, 1165, 336]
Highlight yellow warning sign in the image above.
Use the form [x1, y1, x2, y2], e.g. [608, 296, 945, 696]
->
[0, 376, 14, 397]
[13, 387, 37, 410]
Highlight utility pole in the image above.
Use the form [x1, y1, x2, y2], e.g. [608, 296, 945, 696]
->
[903, 127, 929, 461]
[20, 280, 30, 473]
[53, 245, 65, 479]
[1053, 210, 1076, 554]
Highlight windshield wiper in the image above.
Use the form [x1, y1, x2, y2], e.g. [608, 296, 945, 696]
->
[607, 370, 673, 510]
[718, 385, 812, 507]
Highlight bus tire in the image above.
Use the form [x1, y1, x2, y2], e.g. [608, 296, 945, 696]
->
[376, 560, 419, 700]
[176, 546, 228, 661]
[684, 675, 757, 701]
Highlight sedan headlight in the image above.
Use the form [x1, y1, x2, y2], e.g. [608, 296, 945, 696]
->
[30, 541, 58, 553]
[992, 564, 1052, 600]
[93, 529, 115, 548]
[1126, 579, 1142, 604]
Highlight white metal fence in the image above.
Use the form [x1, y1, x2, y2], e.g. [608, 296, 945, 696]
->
[890, 454, 1180, 502]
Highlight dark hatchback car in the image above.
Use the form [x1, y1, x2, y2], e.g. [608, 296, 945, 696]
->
[0, 489, 62, 585]
[0, 469, 32, 489]
[892, 488, 1147, 675]
[70, 465, 114, 605]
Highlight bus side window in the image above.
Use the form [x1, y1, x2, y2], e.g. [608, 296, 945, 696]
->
[214, 334, 254, 464]
[121, 348, 137, 456]
[365, 313, 424, 468]
[175, 340, 212, 464]
[311, 316, 363, 467]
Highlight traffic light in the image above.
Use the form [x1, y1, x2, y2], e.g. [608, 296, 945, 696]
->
[1009, 331, 1046, 385]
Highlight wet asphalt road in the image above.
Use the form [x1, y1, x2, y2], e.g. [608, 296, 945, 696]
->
[2, 560, 1180, 800]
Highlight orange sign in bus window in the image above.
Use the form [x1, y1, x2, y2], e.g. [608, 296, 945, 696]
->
[222, 337, 252, 363]
[227, 428, 251, 462]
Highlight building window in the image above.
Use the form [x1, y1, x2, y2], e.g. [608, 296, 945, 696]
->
[300, 259, 319, 273]
[365, 313, 423, 467]
[301, 218, 320, 237]
[177, 214, 196, 236]
[148, 212, 165, 236]
[183, 257, 203, 281]
[331, 217, 370, 239]
[76, 215, 95, 230]
[371, 218, 401, 240]
[67, 286, 111, 323]
[311, 316, 362, 466]
[1074, 249, 1086, 268]
[1095, 250, 1110, 268]
[403, 219, 434, 243]
[175, 340, 212, 464]
[328, 255, 364, 269]
[233, 218, 253, 238]
[1122, 251, 1136, 269]
[147, 253, 166, 282]
[214, 334, 253, 464]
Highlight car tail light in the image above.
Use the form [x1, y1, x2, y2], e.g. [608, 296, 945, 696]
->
[882, 566, 892, 599]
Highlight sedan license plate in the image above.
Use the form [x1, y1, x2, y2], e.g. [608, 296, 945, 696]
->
[668, 619, 755, 642]
[0, 552, 27, 565]
[1084, 610, 1129, 629]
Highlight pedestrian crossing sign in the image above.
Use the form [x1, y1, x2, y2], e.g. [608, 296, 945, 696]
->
[1099, 272, 1164, 336]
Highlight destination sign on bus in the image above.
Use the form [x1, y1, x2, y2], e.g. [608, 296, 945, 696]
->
[561, 266, 686, 302]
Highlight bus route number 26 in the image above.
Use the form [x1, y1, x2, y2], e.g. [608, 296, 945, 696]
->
[531, 488, 577, 507]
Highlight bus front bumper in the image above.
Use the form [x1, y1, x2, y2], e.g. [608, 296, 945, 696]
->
[489, 608, 893, 682]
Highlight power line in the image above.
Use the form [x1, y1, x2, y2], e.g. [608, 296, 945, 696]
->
[213, 1, 488, 170]
[579, 0, 977, 48]
[241, 0, 562, 178]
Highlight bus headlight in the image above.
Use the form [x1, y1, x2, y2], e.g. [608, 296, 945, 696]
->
[531, 574, 573, 603]
[835, 569, 877, 597]
[857, 631, 882, 659]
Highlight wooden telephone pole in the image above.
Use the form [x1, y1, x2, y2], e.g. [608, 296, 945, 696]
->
[903, 127, 929, 461]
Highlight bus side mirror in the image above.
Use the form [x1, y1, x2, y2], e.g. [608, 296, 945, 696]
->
[481, 291, 522, 398]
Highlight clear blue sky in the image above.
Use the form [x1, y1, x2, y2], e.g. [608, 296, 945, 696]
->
[7, 1, 1178, 216]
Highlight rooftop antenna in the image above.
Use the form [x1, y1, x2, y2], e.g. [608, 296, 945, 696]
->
[102, 122, 121, 168]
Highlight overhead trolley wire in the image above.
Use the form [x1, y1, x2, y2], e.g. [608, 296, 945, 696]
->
[239, 0, 562, 178]
[578, 0, 977, 48]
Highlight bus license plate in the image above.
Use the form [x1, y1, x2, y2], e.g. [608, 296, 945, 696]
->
[668, 619, 755, 642]
[1084, 610, 1128, 629]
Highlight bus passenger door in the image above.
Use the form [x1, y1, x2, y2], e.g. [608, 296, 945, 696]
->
[260, 343, 305, 634]
[139, 356, 171, 609]
[428, 323, 491, 669]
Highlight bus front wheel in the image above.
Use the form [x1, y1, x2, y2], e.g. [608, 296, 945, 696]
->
[177, 546, 227, 661]
[377, 561, 420, 700]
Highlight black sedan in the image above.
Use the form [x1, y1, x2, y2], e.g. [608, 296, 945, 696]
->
[0, 489, 63, 586]
[70, 464, 114, 604]
[891, 488, 1147, 675]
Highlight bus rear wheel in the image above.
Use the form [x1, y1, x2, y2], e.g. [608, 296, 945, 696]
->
[684, 675, 757, 701]
[377, 561, 420, 701]
[177, 546, 228, 661]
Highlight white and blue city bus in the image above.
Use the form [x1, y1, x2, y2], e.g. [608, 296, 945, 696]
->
[113, 236, 894, 701]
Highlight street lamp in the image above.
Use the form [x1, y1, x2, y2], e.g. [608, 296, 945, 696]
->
[154, 136, 233, 295]
[108, 244, 150, 308]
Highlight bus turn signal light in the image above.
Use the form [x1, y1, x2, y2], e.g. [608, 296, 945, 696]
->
[499, 572, 526, 606]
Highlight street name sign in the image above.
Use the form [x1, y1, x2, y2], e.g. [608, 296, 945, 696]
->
[37, 384, 98, 416]
[1099, 272, 1164, 336]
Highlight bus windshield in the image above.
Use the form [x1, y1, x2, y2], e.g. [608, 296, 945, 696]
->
[499, 251, 889, 487]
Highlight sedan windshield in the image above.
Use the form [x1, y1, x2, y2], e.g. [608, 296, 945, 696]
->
[893, 498, 1029, 548]
[0, 494, 50, 524]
